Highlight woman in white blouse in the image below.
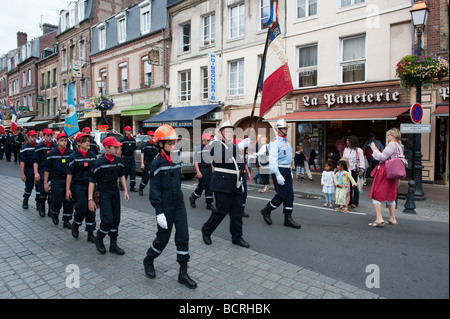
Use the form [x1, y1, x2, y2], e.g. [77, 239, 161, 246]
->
[342, 135, 365, 208]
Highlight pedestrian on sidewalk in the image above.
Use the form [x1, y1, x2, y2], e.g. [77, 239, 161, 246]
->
[300, 135, 314, 181]
[260, 119, 301, 229]
[256, 136, 270, 193]
[294, 144, 306, 182]
[189, 133, 214, 210]
[33, 128, 57, 218]
[201, 120, 251, 248]
[143, 124, 197, 289]
[89, 136, 129, 255]
[138, 130, 158, 196]
[368, 128, 404, 227]
[66, 133, 98, 243]
[333, 160, 358, 214]
[119, 126, 138, 192]
[321, 161, 335, 208]
[44, 132, 74, 228]
[342, 135, 365, 208]
[19, 130, 39, 210]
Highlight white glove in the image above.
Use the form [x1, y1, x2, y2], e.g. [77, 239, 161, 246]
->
[157, 214, 168, 229]
[276, 174, 285, 186]
[237, 138, 251, 150]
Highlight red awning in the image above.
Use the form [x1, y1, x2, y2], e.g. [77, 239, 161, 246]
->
[432, 105, 449, 117]
[266, 106, 410, 122]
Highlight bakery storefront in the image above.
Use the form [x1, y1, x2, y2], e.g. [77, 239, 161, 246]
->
[268, 80, 448, 183]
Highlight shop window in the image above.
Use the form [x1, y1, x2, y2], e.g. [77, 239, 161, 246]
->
[296, 122, 325, 172]
[341, 35, 365, 83]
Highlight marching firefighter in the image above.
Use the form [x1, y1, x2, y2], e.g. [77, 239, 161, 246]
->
[260, 119, 301, 229]
[88, 136, 129, 255]
[44, 132, 74, 228]
[81, 127, 100, 157]
[143, 124, 197, 289]
[119, 126, 138, 192]
[33, 128, 57, 218]
[138, 130, 158, 196]
[201, 120, 251, 248]
[66, 133, 98, 243]
[19, 130, 39, 210]
[189, 133, 214, 210]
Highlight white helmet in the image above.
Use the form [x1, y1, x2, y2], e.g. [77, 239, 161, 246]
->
[275, 119, 288, 129]
[219, 120, 234, 130]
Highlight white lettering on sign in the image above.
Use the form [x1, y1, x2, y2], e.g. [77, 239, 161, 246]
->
[305, 88, 400, 108]
[439, 87, 449, 101]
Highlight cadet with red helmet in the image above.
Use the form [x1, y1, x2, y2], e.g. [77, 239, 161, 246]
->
[66, 133, 98, 243]
[33, 128, 57, 217]
[88, 136, 129, 255]
[19, 130, 39, 210]
[119, 126, 138, 192]
[143, 124, 197, 289]
[189, 133, 214, 210]
[81, 127, 99, 157]
[138, 130, 158, 196]
[44, 132, 74, 228]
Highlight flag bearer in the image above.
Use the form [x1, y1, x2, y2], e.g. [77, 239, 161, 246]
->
[19, 130, 39, 210]
[88, 137, 129, 255]
[33, 128, 57, 217]
[44, 132, 74, 228]
[138, 131, 158, 196]
[66, 133, 98, 243]
[260, 119, 301, 229]
[201, 121, 251, 248]
[119, 126, 138, 192]
[189, 133, 214, 210]
[143, 124, 197, 289]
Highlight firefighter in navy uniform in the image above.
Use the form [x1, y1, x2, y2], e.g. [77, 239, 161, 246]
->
[260, 119, 301, 229]
[88, 136, 129, 255]
[201, 121, 251, 248]
[138, 130, 158, 196]
[19, 130, 39, 210]
[143, 124, 197, 289]
[81, 127, 99, 157]
[119, 126, 138, 192]
[33, 128, 57, 217]
[66, 133, 98, 243]
[189, 133, 214, 210]
[44, 132, 74, 228]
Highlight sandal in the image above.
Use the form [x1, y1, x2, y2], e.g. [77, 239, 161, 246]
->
[368, 221, 385, 227]
[386, 220, 398, 225]
[332, 208, 341, 213]
[350, 204, 358, 208]
[342, 208, 349, 214]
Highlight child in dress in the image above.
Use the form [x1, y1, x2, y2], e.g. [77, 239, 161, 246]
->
[294, 145, 306, 182]
[321, 161, 335, 208]
[333, 160, 358, 213]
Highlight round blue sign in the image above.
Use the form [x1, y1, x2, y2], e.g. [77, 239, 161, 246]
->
[410, 103, 423, 124]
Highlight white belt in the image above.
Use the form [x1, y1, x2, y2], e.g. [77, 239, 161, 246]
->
[278, 164, 291, 168]
[214, 167, 238, 175]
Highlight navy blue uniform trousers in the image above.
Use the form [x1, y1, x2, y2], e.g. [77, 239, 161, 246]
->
[266, 167, 294, 215]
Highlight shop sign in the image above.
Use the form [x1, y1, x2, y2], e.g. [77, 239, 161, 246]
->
[439, 87, 449, 101]
[400, 123, 431, 134]
[302, 88, 400, 108]
[208, 52, 217, 102]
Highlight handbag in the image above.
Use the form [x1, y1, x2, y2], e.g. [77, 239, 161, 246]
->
[385, 145, 407, 180]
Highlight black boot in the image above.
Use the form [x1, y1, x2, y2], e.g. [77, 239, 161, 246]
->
[22, 198, 29, 209]
[178, 262, 197, 289]
[130, 186, 138, 192]
[38, 200, 46, 217]
[36, 200, 41, 211]
[206, 203, 214, 210]
[52, 212, 59, 225]
[138, 187, 144, 196]
[94, 236, 106, 254]
[71, 222, 80, 239]
[189, 196, 196, 208]
[109, 238, 125, 255]
[63, 220, 72, 229]
[284, 215, 301, 229]
[87, 231, 95, 243]
[261, 207, 272, 225]
[143, 256, 156, 278]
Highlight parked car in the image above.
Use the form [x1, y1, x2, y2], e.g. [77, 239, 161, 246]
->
[89, 130, 123, 155]
[135, 135, 196, 178]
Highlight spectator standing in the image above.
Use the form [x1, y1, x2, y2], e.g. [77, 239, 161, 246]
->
[342, 135, 365, 208]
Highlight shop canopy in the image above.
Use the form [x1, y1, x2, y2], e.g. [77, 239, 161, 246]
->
[432, 105, 449, 117]
[121, 103, 162, 116]
[266, 106, 410, 122]
[143, 104, 220, 128]
[17, 116, 34, 125]
[21, 120, 53, 128]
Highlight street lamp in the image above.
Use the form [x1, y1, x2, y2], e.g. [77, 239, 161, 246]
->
[96, 76, 107, 128]
[409, 1, 428, 201]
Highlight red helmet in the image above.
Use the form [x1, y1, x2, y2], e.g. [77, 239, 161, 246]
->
[147, 131, 154, 136]
[75, 133, 89, 143]
[124, 126, 132, 131]
[56, 132, 68, 140]
[82, 127, 92, 133]
[27, 130, 37, 137]
[233, 138, 242, 145]
[43, 128, 53, 135]
[154, 124, 177, 142]
[201, 133, 212, 140]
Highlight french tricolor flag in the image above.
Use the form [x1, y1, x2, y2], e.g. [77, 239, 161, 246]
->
[259, 1, 293, 117]
[10, 106, 18, 133]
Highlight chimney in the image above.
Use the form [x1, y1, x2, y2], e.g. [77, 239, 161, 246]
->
[42, 24, 58, 35]
[17, 32, 28, 47]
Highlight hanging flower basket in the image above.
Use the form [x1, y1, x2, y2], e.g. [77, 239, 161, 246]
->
[395, 54, 449, 88]
[93, 94, 114, 112]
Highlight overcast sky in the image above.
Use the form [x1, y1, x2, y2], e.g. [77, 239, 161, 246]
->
[0, 0, 68, 55]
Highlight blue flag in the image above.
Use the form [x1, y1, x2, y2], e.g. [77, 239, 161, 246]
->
[64, 81, 79, 138]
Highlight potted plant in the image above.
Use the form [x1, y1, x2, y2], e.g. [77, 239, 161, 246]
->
[395, 54, 449, 88]
[93, 93, 114, 126]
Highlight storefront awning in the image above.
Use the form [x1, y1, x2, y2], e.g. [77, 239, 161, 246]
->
[143, 104, 220, 128]
[21, 120, 53, 127]
[17, 116, 34, 125]
[432, 105, 449, 117]
[266, 106, 410, 122]
[121, 103, 162, 116]
[49, 119, 88, 128]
